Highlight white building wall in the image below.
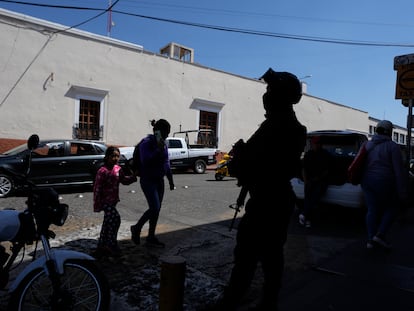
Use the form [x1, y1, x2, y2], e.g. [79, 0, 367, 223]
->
[295, 96, 368, 134]
[0, 9, 382, 153]
[0, 9, 267, 152]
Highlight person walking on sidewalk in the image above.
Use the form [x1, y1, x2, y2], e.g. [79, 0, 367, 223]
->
[217, 68, 307, 311]
[298, 136, 331, 228]
[130, 119, 175, 248]
[93, 146, 137, 258]
[361, 120, 408, 250]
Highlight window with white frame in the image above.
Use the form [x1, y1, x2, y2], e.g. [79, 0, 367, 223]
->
[65, 85, 107, 140]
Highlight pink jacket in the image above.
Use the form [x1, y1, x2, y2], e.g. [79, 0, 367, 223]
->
[93, 164, 136, 212]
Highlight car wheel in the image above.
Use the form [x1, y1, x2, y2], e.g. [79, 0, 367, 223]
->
[194, 160, 206, 174]
[0, 174, 14, 198]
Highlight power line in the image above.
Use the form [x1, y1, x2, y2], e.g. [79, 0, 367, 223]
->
[2, 0, 414, 47]
[52, 0, 118, 34]
[111, 10, 414, 47]
[0, 0, 103, 11]
[121, 0, 414, 29]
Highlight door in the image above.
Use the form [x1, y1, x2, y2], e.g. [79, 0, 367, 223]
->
[29, 141, 68, 185]
[65, 141, 105, 183]
[167, 138, 187, 161]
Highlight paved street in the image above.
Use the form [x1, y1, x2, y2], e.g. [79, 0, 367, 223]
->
[1, 171, 414, 310]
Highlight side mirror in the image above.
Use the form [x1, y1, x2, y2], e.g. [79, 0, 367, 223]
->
[27, 134, 40, 151]
[26, 135, 39, 176]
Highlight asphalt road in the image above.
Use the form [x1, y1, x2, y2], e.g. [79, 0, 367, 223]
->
[0, 170, 241, 223]
[0, 170, 367, 242]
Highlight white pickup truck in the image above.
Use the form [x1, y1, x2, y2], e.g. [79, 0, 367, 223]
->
[119, 137, 218, 174]
[167, 137, 218, 173]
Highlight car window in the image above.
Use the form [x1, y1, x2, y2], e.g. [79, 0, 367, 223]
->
[307, 135, 364, 157]
[70, 142, 101, 156]
[31, 143, 48, 157]
[167, 139, 183, 149]
[94, 144, 106, 154]
[46, 142, 65, 157]
[324, 143, 358, 157]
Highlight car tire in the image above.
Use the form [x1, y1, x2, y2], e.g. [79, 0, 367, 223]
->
[194, 160, 206, 174]
[0, 174, 14, 198]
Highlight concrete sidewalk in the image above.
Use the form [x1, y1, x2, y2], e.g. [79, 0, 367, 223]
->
[278, 209, 414, 311]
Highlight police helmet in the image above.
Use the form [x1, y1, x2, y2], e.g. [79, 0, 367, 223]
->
[260, 68, 302, 105]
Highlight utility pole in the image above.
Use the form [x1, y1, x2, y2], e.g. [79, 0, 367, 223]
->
[107, 0, 112, 37]
[394, 53, 414, 166]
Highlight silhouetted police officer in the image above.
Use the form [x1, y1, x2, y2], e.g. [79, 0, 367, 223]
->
[219, 68, 307, 311]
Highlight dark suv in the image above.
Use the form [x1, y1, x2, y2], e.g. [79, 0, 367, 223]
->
[0, 139, 126, 197]
[291, 130, 368, 209]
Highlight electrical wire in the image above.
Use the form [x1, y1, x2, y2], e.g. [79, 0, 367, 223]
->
[1, 0, 414, 47]
[0, 0, 119, 107]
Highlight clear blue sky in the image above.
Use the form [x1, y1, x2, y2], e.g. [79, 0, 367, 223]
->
[2, 0, 414, 128]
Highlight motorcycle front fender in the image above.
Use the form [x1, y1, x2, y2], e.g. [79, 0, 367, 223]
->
[0, 210, 21, 241]
[9, 249, 95, 293]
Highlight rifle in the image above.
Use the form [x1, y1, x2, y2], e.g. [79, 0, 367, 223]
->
[228, 185, 248, 231]
[228, 203, 243, 231]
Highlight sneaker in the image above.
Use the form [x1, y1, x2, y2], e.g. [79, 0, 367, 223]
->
[145, 237, 165, 248]
[298, 214, 306, 226]
[373, 235, 391, 249]
[366, 240, 374, 249]
[130, 225, 140, 245]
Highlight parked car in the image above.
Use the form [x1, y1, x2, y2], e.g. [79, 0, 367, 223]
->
[291, 130, 368, 209]
[0, 139, 127, 198]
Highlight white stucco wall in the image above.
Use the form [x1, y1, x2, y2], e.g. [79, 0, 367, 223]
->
[0, 9, 268, 152]
[295, 95, 368, 133]
[0, 9, 376, 153]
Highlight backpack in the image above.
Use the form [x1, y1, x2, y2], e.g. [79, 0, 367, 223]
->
[128, 142, 142, 176]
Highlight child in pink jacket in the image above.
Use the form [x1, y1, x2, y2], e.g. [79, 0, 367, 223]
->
[93, 146, 136, 257]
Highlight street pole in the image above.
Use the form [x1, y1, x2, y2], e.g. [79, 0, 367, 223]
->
[107, 0, 112, 37]
[408, 99, 413, 167]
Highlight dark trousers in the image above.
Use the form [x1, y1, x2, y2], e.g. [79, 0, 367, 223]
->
[303, 181, 327, 221]
[135, 178, 165, 237]
[98, 203, 121, 250]
[223, 191, 295, 310]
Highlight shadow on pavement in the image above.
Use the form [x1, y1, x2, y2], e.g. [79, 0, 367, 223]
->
[58, 205, 414, 310]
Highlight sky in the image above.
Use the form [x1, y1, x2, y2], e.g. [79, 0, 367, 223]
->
[1, 0, 414, 127]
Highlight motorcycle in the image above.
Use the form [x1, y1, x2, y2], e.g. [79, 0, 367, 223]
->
[0, 134, 110, 311]
[214, 153, 232, 181]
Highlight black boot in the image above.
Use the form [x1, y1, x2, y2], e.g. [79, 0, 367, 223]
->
[130, 225, 141, 245]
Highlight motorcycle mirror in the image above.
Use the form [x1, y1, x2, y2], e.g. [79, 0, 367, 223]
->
[27, 134, 39, 150]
